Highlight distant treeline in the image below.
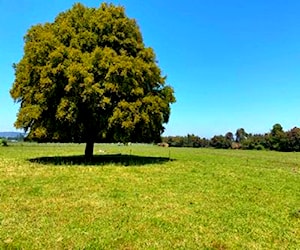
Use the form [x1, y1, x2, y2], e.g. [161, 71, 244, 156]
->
[162, 123, 300, 152]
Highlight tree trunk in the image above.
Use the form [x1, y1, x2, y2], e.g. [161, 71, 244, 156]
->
[85, 141, 94, 161]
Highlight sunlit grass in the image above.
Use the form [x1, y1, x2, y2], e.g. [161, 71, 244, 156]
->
[0, 143, 299, 249]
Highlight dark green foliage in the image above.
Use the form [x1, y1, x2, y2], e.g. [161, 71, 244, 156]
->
[225, 131, 234, 141]
[235, 128, 248, 143]
[10, 3, 175, 157]
[266, 123, 288, 151]
[240, 134, 267, 150]
[164, 124, 300, 152]
[210, 135, 232, 149]
[163, 135, 210, 148]
[0, 139, 8, 146]
[286, 127, 300, 151]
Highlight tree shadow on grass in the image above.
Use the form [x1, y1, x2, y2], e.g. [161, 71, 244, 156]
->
[29, 154, 172, 166]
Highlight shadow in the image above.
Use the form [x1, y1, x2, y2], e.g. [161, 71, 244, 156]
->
[28, 154, 172, 166]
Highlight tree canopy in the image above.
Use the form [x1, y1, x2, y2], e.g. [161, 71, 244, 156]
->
[10, 3, 175, 158]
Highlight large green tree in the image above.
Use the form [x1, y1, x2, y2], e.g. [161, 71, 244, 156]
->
[10, 3, 175, 158]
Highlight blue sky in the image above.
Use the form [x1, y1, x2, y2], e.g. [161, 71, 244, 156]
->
[1, 0, 300, 138]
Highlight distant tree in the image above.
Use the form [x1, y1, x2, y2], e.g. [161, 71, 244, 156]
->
[225, 132, 234, 142]
[241, 133, 266, 150]
[267, 123, 287, 151]
[10, 3, 175, 159]
[162, 135, 210, 148]
[0, 138, 8, 146]
[164, 136, 185, 147]
[235, 128, 247, 143]
[164, 125, 300, 151]
[185, 134, 201, 147]
[186, 134, 209, 148]
[270, 123, 284, 136]
[210, 135, 231, 149]
[286, 127, 300, 151]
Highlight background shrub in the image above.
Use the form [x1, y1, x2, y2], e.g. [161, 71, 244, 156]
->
[0, 138, 8, 146]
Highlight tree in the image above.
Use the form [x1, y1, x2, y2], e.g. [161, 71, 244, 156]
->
[0, 138, 8, 147]
[270, 123, 284, 136]
[240, 133, 266, 150]
[10, 3, 175, 159]
[225, 131, 234, 142]
[267, 123, 287, 151]
[210, 135, 231, 149]
[235, 128, 247, 143]
[286, 127, 300, 151]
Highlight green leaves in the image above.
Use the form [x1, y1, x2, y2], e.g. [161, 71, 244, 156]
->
[10, 2, 175, 145]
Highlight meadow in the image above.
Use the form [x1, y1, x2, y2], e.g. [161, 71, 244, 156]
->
[0, 143, 299, 249]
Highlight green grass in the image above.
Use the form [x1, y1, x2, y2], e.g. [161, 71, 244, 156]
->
[0, 143, 299, 249]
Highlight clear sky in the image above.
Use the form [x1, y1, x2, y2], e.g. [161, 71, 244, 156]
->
[1, 0, 300, 138]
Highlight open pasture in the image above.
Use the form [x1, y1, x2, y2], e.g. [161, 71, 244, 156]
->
[0, 143, 299, 249]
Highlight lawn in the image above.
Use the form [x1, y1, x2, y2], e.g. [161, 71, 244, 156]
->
[0, 143, 299, 249]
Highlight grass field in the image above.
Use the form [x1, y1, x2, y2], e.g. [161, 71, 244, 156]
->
[0, 143, 299, 249]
